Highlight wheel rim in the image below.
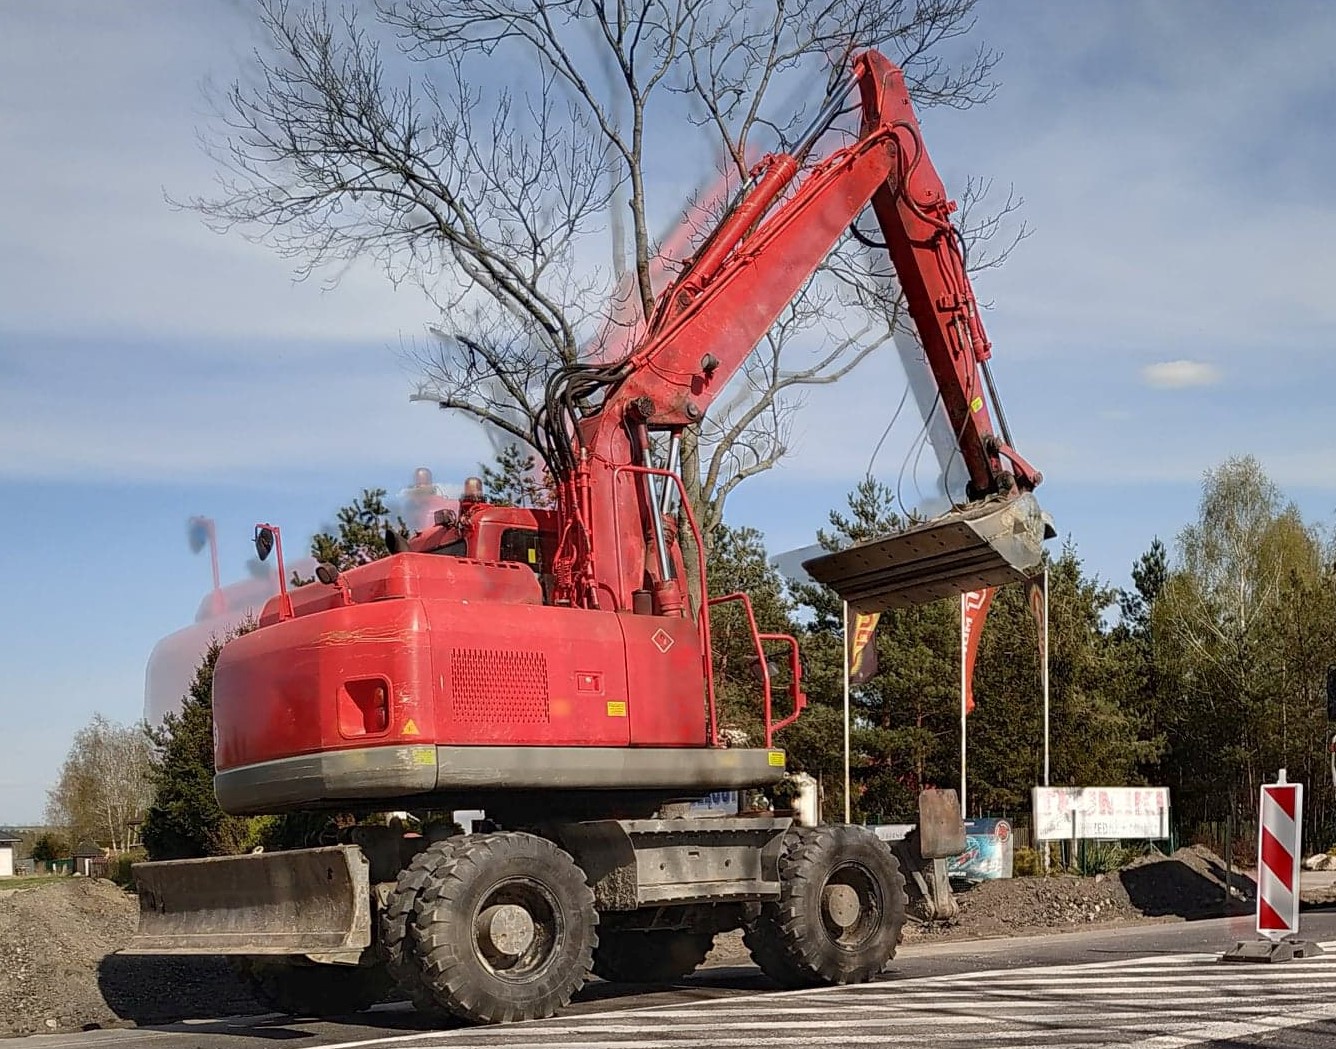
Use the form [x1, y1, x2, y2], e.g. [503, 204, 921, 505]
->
[819, 861, 884, 951]
[471, 877, 562, 982]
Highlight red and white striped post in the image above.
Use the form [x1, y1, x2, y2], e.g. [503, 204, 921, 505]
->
[1223, 769, 1322, 962]
[1257, 771, 1302, 942]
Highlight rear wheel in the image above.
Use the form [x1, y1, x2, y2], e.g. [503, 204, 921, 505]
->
[744, 825, 906, 988]
[591, 929, 715, 983]
[411, 831, 597, 1024]
[229, 954, 393, 1017]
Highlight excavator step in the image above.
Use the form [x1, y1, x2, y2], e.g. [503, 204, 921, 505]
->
[802, 492, 1053, 611]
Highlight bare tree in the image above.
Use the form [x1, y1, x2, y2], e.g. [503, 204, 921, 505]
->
[46, 714, 154, 854]
[190, 0, 1018, 544]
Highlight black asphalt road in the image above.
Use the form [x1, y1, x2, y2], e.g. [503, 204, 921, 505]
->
[16, 912, 1336, 1049]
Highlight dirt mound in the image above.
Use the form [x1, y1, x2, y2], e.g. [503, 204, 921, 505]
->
[904, 845, 1255, 944]
[0, 879, 260, 1037]
[1119, 844, 1254, 917]
[906, 873, 1142, 942]
[0, 878, 138, 1036]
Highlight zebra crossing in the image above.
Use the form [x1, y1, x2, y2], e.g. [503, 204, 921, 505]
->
[322, 940, 1336, 1049]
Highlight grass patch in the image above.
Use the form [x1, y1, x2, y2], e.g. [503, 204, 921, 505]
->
[0, 874, 69, 891]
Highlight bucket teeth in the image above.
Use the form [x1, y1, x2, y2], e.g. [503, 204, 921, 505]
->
[802, 492, 1053, 612]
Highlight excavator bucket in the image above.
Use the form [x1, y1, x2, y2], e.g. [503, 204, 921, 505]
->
[124, 846, 372, 957]
[802, 492, 1054, 612]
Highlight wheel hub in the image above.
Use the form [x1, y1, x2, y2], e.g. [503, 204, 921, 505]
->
[476, 903, 536, 958]
[822, 882, 862, 928]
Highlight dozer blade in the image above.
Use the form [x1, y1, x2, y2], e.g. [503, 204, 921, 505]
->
[802, 492, 1053, 612]
[124, 845, 372, 956]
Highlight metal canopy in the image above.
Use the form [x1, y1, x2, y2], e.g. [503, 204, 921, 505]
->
[802, 492, 1054, 612]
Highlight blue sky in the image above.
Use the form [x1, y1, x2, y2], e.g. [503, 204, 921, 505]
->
[3, 1, 1335, 823]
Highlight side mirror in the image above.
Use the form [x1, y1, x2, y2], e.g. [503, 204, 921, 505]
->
[187, 516, 212, 554]
[254, 526, 275, 563]
[1326, 666, 1336, 722]
[315, 563, 340, 586]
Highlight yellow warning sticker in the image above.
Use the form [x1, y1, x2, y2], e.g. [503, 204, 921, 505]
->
[402, 719, 420, 736]
[607, 701, 628, 718]
[970, 396, 984, 413]
[411, 748, 436, 766]
[768, 750, 786, 767]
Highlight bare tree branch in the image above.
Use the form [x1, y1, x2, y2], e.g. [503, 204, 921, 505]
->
[190, 0, 1009, 546]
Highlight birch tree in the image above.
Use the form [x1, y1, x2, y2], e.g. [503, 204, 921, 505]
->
[46, 714, 154, 854]
[1153, 456, 1336, 840]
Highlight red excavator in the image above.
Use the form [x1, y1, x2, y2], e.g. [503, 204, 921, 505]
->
[129, 49, 1051, 1025]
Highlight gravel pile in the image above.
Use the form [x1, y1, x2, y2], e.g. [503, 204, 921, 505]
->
[1119, 844, 1254, 916]
[927, 872, 1142, 939]
[0, 879, 260, 1037]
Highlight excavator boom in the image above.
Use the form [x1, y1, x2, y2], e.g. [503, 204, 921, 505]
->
[551, 50, 1049, 614]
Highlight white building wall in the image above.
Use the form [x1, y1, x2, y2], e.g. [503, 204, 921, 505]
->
[0, 845, 14, 878]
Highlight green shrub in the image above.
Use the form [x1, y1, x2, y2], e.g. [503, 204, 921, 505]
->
[1013, 847, 1041, 876]
[108, 852, 142, 887]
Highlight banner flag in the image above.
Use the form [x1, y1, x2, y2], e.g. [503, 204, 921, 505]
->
[961, 588, 996, 714]
[1027, 575, 1047, 667]
[847, 610, 881, 686]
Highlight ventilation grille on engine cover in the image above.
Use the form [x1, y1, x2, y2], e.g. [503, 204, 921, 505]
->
[451, 648, 550, 723]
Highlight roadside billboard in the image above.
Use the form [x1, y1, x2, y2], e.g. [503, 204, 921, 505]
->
[946, 818, 1014, 880]
[1033, 786, 1170, 841]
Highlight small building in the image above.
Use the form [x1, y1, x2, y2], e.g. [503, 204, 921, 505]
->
[0, 834, 19, 878]
[72, 841, 103, 877]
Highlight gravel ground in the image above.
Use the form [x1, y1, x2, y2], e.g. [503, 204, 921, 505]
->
[0, 879, 262, 1037]
[0, 845, 1287, 1038]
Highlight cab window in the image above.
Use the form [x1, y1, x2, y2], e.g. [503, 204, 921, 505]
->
[500, 528, 542, 573]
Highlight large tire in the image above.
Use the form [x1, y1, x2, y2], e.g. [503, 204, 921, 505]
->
[592, 929, 715, 984]
[744, 825, 906, 988]
[229, 955, 393, 1017]
[411, 831, 598, 1024]
[381, 836, 466, 1016]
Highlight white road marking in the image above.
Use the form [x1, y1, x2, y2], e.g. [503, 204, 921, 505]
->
[318, 940, 1336, 1049]
[1125, 1001, 1336, 1047]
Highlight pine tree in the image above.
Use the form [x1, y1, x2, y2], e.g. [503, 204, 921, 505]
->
[481, 444, 554, 508]
[791, 478, 960, 823]
[29, 833, 68, 864]
[306, 488, 410, 576]
[966, 546, 1157, 815]
[141, 629, 269, 860]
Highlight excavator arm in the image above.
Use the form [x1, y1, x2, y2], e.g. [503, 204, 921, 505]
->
[541, 49, 1049, 614]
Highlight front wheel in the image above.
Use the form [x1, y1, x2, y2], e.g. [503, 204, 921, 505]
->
[744, 825, 906, 988]
[410, 831, 598, 1024]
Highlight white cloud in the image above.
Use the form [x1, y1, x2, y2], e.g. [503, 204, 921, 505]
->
[1141, 361, 1222, 389]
